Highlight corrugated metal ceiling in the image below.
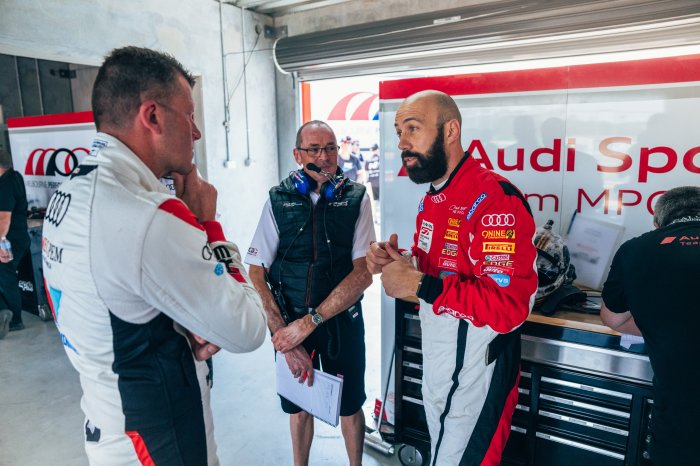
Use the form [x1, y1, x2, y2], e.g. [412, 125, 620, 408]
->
[232, 0, 352, 16]
[273, 0, 700, 79]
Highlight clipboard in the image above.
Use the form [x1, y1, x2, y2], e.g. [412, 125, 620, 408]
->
[566, 214, 624, 290]
[275, 352, 344, 427]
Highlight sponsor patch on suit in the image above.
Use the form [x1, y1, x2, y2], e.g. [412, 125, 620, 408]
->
[482, 242, 516, 253]
[418, 220, 434, 253]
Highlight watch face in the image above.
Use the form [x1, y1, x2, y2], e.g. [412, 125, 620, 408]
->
[312, 313, 323, 325]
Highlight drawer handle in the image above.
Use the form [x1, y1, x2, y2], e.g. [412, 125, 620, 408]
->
[539, 394, 630, 419]
[403, 345, 422, 354]
[536, 432, 625, 460]
[541, 376, 632, 400]
[403, 395, 424, 406]
[403, 361, 423, 370]
[539, 409, 629, 436]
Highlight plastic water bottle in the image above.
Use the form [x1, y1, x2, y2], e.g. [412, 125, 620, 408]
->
[0, 237, 13, 262]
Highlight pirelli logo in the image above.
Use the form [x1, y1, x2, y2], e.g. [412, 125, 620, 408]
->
[482, 242, 516, 253]
[444, 229, 459, 241]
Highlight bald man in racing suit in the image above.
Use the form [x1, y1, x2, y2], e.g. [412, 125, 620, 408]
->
[368, 90, 537, 465]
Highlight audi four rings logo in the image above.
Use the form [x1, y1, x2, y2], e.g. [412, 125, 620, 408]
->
[430, 193, 447, 203]
[202, 245, 214, 261]
[45, 192, 71, 226]
[24, 147, 89, 177]
[481, 213, 515, 227]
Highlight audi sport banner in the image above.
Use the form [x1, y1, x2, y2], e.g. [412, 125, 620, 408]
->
[379, 54, 700, 257]
[376, 55, 700, 422]
[8, 111, 95, 211]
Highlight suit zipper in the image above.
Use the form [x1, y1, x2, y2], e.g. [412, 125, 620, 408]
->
[304, 201, 317, 307]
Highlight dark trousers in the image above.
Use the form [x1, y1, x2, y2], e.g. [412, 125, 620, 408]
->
[0, 243, 29, 324]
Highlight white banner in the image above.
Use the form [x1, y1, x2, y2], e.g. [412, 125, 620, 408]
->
[8, 112, 95, 211]
[380, 55, 700, 262]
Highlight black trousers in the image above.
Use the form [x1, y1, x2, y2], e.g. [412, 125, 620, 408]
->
[0, 242, 29, 324]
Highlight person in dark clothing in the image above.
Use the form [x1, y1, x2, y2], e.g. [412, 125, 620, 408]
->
[0, 148, 30, 334]
[245, 120, 375, 466]
[339, 150, 364, 182]
[365, 143, 381, 200]
[601, 186, 700, 466]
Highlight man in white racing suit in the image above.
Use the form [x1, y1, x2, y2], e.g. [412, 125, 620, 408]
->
[367, 90, 537, 465]
[42, 46, 267, 466]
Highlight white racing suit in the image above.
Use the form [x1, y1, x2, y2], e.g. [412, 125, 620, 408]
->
[412, 154, 538, 465]
[42, 133, 267, 466]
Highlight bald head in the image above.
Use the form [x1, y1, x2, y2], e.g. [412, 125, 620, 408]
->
[295, 120, 335, 148]
[402, 90, 462, 127]
[395, 90, 465, 185]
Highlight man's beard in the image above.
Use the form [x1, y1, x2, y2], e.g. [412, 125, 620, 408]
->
[402, 126, 448, 184]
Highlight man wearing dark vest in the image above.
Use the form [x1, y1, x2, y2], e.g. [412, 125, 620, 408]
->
[246, 120, 374, 466]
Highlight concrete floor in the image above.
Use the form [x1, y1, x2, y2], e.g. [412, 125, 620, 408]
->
[0, 280, 402, 466]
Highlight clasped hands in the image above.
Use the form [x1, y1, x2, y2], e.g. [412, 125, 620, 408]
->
[366, 233, 422, 300]
[272, 316, 313, 353]
[272, 317, 316, 386]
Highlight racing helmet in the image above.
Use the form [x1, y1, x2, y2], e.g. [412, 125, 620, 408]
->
[533, 219, 576, 303]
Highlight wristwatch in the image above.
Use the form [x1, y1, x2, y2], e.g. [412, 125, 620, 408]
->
[309, 308, 324, 326]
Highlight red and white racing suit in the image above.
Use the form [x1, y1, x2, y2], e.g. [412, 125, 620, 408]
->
[42, 133, 267, 466]
[412, 154, 537, 465]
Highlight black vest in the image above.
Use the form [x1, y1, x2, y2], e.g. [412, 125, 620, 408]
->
[269, 175, 365, 308]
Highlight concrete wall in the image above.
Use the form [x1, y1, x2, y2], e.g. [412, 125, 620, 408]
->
[274, 70, 300, 180]
[0, 0, 279, 249]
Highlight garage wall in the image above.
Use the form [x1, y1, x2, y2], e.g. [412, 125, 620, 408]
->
[0, 0, 279, 250]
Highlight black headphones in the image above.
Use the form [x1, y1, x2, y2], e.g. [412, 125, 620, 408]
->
[292, 167, 347, 201]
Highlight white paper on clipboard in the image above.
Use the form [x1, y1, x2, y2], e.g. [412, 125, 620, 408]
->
[275, 352, 344, 427]
[567, 214, 624, 290]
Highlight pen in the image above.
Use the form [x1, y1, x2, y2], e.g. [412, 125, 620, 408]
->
[301, 350, 316, 383]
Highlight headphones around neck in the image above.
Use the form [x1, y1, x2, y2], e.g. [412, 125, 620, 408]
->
[292, 168, 347, 201]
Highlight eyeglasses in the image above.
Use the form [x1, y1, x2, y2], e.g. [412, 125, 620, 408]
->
[296, 145, 340, 157]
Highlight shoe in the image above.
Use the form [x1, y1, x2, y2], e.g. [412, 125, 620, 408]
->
[9, 321, 25, 332]
[0, 310, 11, 339]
